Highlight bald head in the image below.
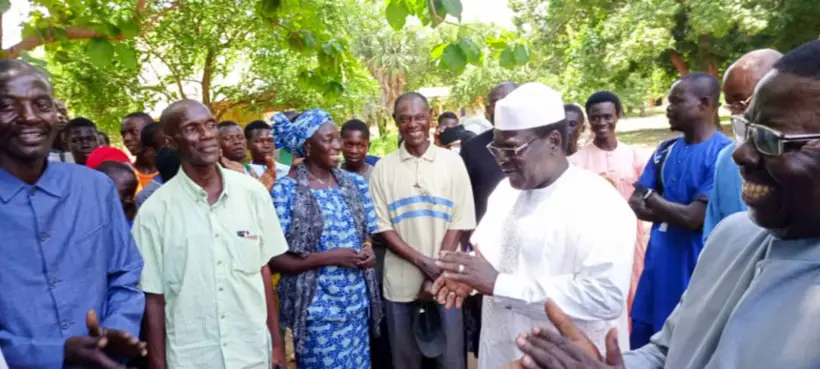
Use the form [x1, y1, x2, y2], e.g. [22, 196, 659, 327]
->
[159, 99, 207, 136]
[488, 82, 518, 124]
[0, 59, 51, 91]
[723, 49, 783, 112]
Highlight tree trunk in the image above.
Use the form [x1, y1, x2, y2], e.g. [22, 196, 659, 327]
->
[202, 48, 215, 109]
[669, 50, 689, 76]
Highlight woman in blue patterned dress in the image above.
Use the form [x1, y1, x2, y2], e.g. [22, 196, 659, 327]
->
[269, 109, 382, 369]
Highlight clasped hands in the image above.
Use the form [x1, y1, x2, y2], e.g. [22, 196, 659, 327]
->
[64, 309, 147, 369]
[429, 246, 498, 309]
[430, 249, 625, 369]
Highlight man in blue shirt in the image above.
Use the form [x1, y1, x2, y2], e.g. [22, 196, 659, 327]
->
[0, 60, 146, 368]
[628, 73, 732, 348]
[702, 49, 783, 242]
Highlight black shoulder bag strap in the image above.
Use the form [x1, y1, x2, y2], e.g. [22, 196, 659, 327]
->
[653, 139, 677, 196]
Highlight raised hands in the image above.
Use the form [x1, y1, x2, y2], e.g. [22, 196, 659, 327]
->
[254, 156, 278, 191]
[63, 309, 148, 369]
[506, 301, 624, 369]
[220, 156, 246, 174]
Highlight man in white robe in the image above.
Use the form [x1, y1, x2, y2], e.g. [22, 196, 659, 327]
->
[506, 40, 820, 369]
[433, 82, 636, 369]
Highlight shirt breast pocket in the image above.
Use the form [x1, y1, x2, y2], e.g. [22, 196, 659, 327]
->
[230, 237, 263, 274]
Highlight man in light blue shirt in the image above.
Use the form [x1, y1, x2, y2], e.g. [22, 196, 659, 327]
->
[703, 49, 782, 242]
[0, 60, 145, 368]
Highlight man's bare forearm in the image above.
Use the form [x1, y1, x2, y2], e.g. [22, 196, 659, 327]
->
[440, 230, 463, 253]
[144, 293, 166, 369]
[379, 230, 426, 266]
[645, 194, 706, 231]
[262, 266, 284, 358]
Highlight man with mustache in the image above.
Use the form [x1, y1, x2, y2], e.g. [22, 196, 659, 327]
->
[133, 100, 288, 369]
[508, 39, 820, 369]
[702, 49, 782, 241]
[432, 82, 636, 369]
[627, 73, 732, 348]
[217, 120, 247, 163]
[0, 59, 146, 368]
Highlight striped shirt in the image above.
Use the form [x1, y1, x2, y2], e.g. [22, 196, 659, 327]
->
[370, 142, 475, 302]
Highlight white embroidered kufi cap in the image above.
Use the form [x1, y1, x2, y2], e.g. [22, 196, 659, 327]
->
[494, 82, 565, 131]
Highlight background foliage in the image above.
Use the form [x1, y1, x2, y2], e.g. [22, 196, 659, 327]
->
[3, 0, 820, 140]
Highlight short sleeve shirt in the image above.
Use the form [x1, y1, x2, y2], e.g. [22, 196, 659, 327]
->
[133, 166, 288, 369]
[369, 143, 476, 302]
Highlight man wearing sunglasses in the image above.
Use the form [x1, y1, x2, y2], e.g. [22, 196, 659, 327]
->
[432, 82, 636, 369]
[702, 49, 782, 243]
[502, 39, 820, 369]
[628, 73, 733, 349]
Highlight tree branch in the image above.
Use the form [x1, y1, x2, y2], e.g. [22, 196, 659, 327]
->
[142, 45, 188, 100]
[669, 49, 689, 76]
[212, 90, 278, 120]
[3, 0, 184, 59]
[201, 48, 216, 108]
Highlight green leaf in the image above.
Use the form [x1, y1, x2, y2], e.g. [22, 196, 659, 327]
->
[513, 43, 529, 65]
[113, 44, 138, 70]
[51, 27, 68, 42]
[118, 17, 140, 39]
[0, 0, 11, 13]
[430, 42, 448, 59]
[288, 31, 315, 52]
[428, 0, 447, 27]
[260, 0, 282, 16]
[486, 37, 508, 50]
[441, 0, 463, 21]
[19, 52, 47, 68]
[404, 0, 426, 13]
[21, 24, 37, 39]
[85, 38, 114, 68]
[499, 45, 516, 69]
[323, 81, 345, 97]
[385, 0, 409, 31]
[457, 38, 481, 64]
[301, 30, 316, 50]
[441, 43, 467, 71]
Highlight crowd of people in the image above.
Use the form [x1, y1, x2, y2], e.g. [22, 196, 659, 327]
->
[1, 38, 820, 369]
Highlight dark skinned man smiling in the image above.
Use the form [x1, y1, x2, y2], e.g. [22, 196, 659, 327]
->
[506, 39, 820, 369]
[0, 59, 147, 368]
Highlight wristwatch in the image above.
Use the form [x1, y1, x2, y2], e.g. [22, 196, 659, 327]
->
[642, 188, 654, 201]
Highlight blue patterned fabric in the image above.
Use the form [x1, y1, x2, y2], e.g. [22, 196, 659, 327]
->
[272, 171, 378, 369]
[273, 109, 331, 158]
[270, 112, 291, 151]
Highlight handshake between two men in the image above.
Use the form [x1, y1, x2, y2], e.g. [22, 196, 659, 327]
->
[431, 248, 625, 369]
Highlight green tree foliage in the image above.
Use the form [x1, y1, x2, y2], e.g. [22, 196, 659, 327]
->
[511, 0, 820, 112]
[8, 0, 379, 132]
[384, 0, 530, 73]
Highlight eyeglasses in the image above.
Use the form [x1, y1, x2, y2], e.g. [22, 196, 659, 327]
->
[486, 137, 539, 161]
[731, 115, 820, 156]
[723, 96, 753, 115]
